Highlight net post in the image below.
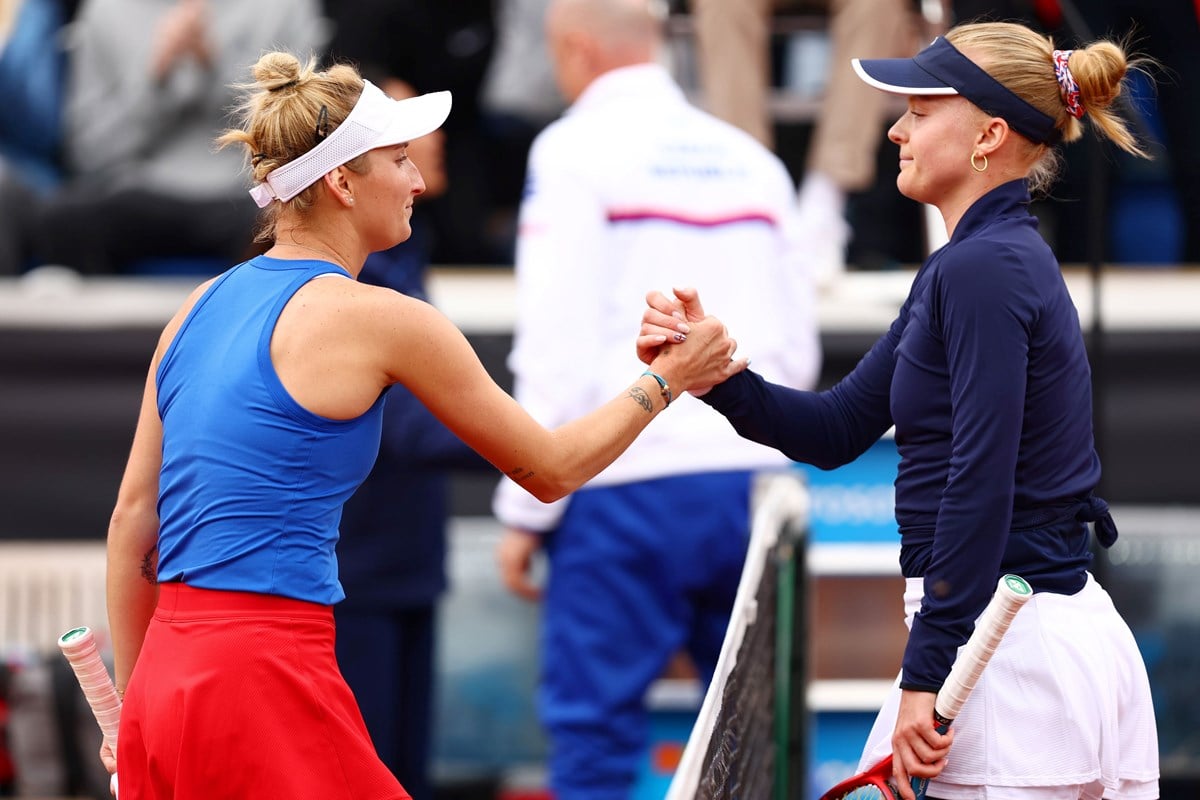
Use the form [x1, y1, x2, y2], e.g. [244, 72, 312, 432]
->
[774, 509, 810, 800]
[665, 470, 810, 800]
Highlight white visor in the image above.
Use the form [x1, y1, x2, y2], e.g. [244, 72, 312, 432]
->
[248, 81, 452, 208]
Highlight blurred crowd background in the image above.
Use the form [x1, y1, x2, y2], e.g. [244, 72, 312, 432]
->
[1, 0, 1196, 279]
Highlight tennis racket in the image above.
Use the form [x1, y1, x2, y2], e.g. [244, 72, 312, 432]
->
[818, 574, 1034, 800]
[58, 626, 121, 798]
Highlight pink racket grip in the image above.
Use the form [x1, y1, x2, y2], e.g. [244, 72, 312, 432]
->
[58, 626, 122, 797]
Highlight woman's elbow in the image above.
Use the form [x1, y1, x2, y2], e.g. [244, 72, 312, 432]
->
[511, 463, 579, 504]
[508, 437, 588, 503]
[523, 477, 574, 505]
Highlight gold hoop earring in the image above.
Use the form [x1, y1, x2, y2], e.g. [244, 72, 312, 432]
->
[971, 152, 988, 173]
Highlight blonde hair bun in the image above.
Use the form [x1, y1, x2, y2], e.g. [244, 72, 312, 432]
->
[252, 51, 307, 92]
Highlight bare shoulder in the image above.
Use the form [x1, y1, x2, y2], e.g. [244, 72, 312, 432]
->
[292, 274, 448, 335]
[285, 275, 469, 385]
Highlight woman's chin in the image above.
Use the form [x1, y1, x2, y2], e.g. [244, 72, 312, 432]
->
[895, 175, 926, 206]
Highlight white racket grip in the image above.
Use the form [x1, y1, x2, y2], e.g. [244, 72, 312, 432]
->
[934, 574, 1033, 722]
[58, 627, 122, 754]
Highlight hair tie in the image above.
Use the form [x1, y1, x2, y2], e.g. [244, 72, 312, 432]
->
[271, 79, 300, 92]
[1052, 49, 1084, 119]
[251, 153, 269, 166]
[314, 105, 330, 145]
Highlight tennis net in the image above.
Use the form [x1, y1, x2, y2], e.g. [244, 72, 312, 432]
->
[665, 471, 810, 800]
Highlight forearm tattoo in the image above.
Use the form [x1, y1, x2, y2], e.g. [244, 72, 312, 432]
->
[628, 386, 653, 413]
[508, 465, 535, 484]
[140, 545, 158, 585]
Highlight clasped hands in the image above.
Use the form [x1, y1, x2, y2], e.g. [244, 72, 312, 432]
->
[152, 0, 214, 83]
[638, 287, 748, 397]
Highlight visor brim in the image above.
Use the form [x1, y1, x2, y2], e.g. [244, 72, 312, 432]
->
[851, 57, 959, 96]
[375, 90, 453, 149]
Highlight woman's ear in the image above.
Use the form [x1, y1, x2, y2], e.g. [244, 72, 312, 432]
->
[323, 167, 356, 208]
[976, 115, 1010, 156]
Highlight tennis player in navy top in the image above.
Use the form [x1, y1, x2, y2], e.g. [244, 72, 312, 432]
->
[642, 21, 1158, 800]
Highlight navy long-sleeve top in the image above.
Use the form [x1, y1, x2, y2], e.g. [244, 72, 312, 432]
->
[702, 179, 1105, 690]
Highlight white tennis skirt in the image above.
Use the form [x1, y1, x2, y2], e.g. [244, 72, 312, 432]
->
[858, 574, 1159, 800]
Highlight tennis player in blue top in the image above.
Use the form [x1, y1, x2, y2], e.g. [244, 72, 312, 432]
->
[102, 51, 742, 800]
[641, 21, 1158, 800]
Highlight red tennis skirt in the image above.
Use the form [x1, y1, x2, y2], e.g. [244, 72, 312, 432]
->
[117, 583, 410, 800]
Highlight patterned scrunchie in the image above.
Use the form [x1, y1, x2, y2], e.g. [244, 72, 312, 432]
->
[1053, 49, 1085, 119]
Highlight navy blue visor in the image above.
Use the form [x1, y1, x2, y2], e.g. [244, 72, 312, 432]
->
[852, 37, 1061, 145]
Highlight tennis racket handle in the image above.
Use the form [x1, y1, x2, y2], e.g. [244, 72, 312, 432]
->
[58, 627, 123, 750]
[934, 574, 1032, 723]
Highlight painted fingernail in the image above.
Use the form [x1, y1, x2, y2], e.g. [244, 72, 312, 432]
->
[673, 333, 687, 342]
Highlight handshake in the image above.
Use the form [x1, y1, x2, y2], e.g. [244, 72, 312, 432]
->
[636, 287, 746, 399]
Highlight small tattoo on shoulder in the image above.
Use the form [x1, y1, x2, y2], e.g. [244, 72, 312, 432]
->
[629, 386, 653, 413]
[141, 546, 159, 585]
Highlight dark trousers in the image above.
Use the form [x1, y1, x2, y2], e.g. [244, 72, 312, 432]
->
[334, 605, 437, 800]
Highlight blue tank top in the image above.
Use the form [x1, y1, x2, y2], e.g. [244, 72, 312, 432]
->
[155, 256, 386, 604]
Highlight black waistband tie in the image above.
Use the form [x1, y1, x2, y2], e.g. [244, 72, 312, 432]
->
[1076, 494, 1118, 548]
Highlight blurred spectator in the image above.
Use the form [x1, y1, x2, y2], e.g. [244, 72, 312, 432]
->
[28, 0, 324, 275]
[323, 0, 499, 265]
[0, 0, 74, 274]
[331, 75, 492, 800]
[688, 0, 932, 282]
[478, 0, 566, 263]
[0, 0, 72, 190]
[687, 0, 775, 149]
[491, 1, 820, 797]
